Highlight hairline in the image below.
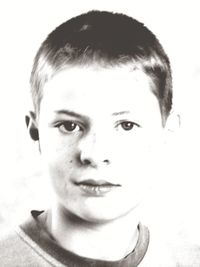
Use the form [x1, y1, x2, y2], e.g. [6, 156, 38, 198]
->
[31, 56, 170, 126]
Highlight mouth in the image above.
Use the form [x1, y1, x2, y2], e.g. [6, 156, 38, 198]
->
[75, 179, 121, 196]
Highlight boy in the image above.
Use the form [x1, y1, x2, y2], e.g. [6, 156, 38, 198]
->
[0, 10, 198, 266]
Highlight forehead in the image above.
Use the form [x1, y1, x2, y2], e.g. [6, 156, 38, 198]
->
[40, 65, 161, 123]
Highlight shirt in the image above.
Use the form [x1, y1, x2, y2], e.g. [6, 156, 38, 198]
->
[0, 210, 149, 266]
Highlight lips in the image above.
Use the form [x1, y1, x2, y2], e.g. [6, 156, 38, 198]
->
[75, 179, 121, 196]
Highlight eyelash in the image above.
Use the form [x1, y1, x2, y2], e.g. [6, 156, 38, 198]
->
[55, 121, 83, 134]
[54, 120, 140, 134]
[116, 121, 140, 131]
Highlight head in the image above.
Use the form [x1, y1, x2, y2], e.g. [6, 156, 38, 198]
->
[27, 11, 173, 223]
[30, 10, 172, 126]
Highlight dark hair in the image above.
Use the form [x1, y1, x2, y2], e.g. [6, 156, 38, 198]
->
[30, 10, 172, 125]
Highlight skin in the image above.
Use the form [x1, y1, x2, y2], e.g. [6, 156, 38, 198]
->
[29, 65, 165, 260]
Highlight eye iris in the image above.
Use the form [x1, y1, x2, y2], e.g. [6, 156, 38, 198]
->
[121, 122, 133, 130]
[64, 121, 77, 131]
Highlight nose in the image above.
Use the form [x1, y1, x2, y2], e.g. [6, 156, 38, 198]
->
[78, 133, 111, 167]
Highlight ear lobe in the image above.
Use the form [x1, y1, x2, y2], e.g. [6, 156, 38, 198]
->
[165, 111, 181, 133]
[25, 111, 39, 141]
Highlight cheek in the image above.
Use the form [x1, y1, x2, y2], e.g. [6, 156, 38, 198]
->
[113, 135, 160, 181]
[44, 151, 76, 198]
[40, 137, 77, 181]
[40, 131, 76, 162]
[113, 134, 151, 161]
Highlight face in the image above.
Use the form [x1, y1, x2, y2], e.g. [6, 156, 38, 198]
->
[36, 65, 163, 223]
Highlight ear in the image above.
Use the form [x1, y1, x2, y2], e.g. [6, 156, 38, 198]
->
[25, 111, 39, 141]
[164, 111, 181, 133]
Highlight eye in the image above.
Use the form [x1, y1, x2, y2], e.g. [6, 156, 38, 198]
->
[56, 121, 82, 134]
[118, 121, 140, 131]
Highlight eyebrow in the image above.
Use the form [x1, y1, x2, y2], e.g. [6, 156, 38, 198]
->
[55, 109, 87, 119]
[112, 111, 130, 116]
[55, 109, 130, 119]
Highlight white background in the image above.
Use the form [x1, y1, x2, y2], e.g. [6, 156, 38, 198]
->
[0, 0, 200, 245]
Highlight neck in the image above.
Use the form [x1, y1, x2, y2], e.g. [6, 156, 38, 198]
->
[42, 204, 141, 261]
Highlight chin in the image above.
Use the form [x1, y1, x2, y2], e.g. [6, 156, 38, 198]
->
[80, 211, 121, 224]
[78, 203, 139, 224]
[59, 195, 143, 224]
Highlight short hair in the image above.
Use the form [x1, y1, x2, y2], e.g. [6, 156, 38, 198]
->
[30, 10, 172, 125]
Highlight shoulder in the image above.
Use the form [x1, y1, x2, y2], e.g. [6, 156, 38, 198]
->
[0, 226, 59, 267]
[0, 228, 23, 253]
[167, 239, 200, 267]
[0, 228, 29, 265]
[140, 232, 200, 267]
[0, 211, 68, 267]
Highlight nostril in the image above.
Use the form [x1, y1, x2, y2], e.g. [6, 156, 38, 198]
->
[79, 157, 110, 167]
[103, 159, 110, 165]
[82, 158, 92, 165]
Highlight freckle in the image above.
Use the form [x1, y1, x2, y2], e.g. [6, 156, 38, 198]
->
[70, 160, 73, 164]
